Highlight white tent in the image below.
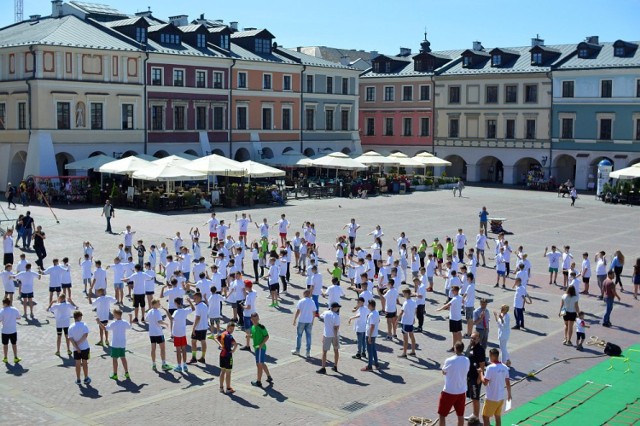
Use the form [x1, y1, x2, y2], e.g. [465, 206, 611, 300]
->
[98, 156, 154, 175]
[65, 154, 116, 171]
[153, 155, 193, 167]
[135, 154, 157, 161]
[354, 151, 399, 166]
[241, 161, 286, 178]
[413, 152, 452, 166]
[387, 152, 424, 167]
[609, 163, 640, 179]
[263, 151, 313, 167]
[175, 152, 199, 161]
[132, 163, 207, 181]
[311, 152, 366, 170]
[186, 154, 245, 177]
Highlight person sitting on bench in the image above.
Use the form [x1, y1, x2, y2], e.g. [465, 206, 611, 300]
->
[271, 189, 284, 205]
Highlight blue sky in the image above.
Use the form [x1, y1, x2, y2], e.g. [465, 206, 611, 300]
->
[3, 0, 639, 53]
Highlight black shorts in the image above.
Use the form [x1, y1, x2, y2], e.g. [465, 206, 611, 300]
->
[220, 279, 227, 288]
[49, 287, 61, 293]
[73, 348, 90, 361]
[56, 327, 69, 336]
[269, 283, 280, 293]
[385, 311, 397, 319]
[582, 277, 590, 284]
[562, 270, 569, 276]
[563, 312, 577, 322]
[133, 294, 146, 308]
[1, 333, 17, 345]
[61, 283, 72, 289]
[100, 320, 108, 325]
[4, 291, 14, 295]
[145, 291, 155, 295]
[220, 355, 233, 370]
[449, 319, 463, 333]
[576, 332, 585, 340]
[192, 330, 207, 341]
[168, 308, 176, 316]
[466, 379, 482, 400]
[149, 335, 165, 344]
[20, 292, 33, 299]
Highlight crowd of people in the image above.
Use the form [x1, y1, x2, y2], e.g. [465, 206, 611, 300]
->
[0, 200, 638, 425]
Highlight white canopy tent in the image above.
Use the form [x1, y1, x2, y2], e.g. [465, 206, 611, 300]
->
[175, 153, 200, 161]
[262, 151, 313, 167]
[413, 152, 452, 166]
[64, 154, 116, 171]
[185, 154, 245, 177]
[609, 163, 640, 179]
[132, 163, 207, 181]
[98, 156, 154, 175]
[134, 154, 157, 161]
[387, 152, 424, 168]
[311, 152, 366, 170]
[354, 151, 399, 166]
[152, 155, 193, 167]
[240, 161, 286, 178]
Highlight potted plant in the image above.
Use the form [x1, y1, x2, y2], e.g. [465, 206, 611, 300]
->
[246, 184, 256, 206]
[224, 184, 238, 208]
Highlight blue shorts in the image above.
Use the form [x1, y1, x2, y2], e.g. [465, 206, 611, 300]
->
[402, 324, 414, 334]
[114, 282, 124, 290]
[497, 271, 505, 276]
[254, 347, 266, 364]
[243, 316, 252, 330]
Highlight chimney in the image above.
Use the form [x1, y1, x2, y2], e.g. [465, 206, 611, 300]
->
[229, 21, 238, 31]
[586, 35, 599, 45]
[135, 8, 153, 18]
[169, 15, 189, 27]
[51, 0, 63, 18]
[296, 46, 302, 52]
[472, 41, 483, 51]
[370, 50, 379, 59]
[399, 47, 412, 56]
[531, 36, 544, 47]
[29, 14, 41, 22]
[340, 55, 350, 66]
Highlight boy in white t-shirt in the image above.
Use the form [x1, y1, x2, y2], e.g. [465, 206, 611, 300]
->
[79, 254, 93, 294]
[90, 288, 116, 346]
[575, 311, 590, 351]
[0, 297, 22, 364]
[145, 298, 171, 371]
[348, 297, 368, 359]
[398, 289, 417, 357]
[169, 297, 194, 373]
[96, 308, 133, 380]
[479, 348, 512, 426]
[324, 277, 345, 307]
[188, 292, 210, 364]
[207, 289, 224, 338]
[68, 310, 91, 385]
[383, 279, 400, 341]
[415, 277, 427, 332]
[47, 294, 78, 356]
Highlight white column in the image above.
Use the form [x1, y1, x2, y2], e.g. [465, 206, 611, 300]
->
[574, 157, 590, 191]
[502, 166, 515, 185]
[465, 164, 480, 183]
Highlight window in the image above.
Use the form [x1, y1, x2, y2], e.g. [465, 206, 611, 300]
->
[213, 107, 224, 130]
[420, 117, 430, 137]
[325, 109, 334, 130]
[341, 110, 349, 131]
[365, 87, 376, 102]
[385, 118, 394, 136]
[213, 72, 223, 89]
[121, 104, 134, 129]
[238, 72, 247, 89]
[505, 119, 515, 139]
[326, 77, 333, 94]
[419, 85, 430, 101]
[283, 75, 291, 91]
[174, 106, 185, 130]
[562, 81, 574, 98]
[449, 86, 461, 104]
[0, 103, 6, 130]
[485, 85, 498, 103]
[614, 46, 625, 57]
[173, 69, 184, 87]
[196, 71, 206, 88]
[305, 108, 314, 130]
[403, 117, 412, 136]
[384, 86, 395, 101]
[601, 80, 612, 98]
[151, 105, 163, 130]
[373, 62, 380, 73]
[151, 68, 163, 86]
[525, 84, 538, 103]
[219, 34, 230, 50]
[306, 75, 314, 93]
[282, 108, 291, 130]
[160, 33, 181, 44]
[18, 103, 26, 130]
[486, 119, 497, 139]
[342, 78, 349, 95]
[532, 52, 543, 65]
[366, 118, 375, 136]
[262, 107, 272, 130]
[599, 118, 612, 140]
[90, 103, 103, 130]
[263, 74, 272, 90]
[637, 80, 640, 97]
[196, 106, 207, 130]
[491, 55, 502, 66]
[57, 102, 70, 129]
[525, 119, 536, 139]
[135, 27, 146, 43]
[505, 85, 518, 103]
[578, 48, 588, 58]
[384, 62, 391, 73]
[255, 38, 271, 54]
[449, 118, 459, 137]
[403, 86, 413, 101]
[462, 56, 472, 67]
[561, 118, 574, 139]
[237, 106, 247, 130]
[196, 33, 207, 48]
[635, 119, 640, 140]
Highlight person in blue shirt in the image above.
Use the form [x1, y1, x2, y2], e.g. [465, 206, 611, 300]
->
[478, 207, 489, 234]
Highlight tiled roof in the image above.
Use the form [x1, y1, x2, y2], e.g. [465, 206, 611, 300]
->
[0, 15, 138, 51]
[229, 43, 297, 64]
[556, 41, 640, 70]
[281, 48, 354, 69]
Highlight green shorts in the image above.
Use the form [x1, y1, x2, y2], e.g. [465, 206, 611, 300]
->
[549, 267, 558, 273]
[110, 347, 126, 358]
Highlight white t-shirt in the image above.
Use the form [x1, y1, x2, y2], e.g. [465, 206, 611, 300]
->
[93, 295, 116, 321]
[0, 306, 21, 334]
[582, 259, 592, 278]
[43, 264, 65, 287]
[244, 291, 257, 317]
[326, 285, 345, 306]
[194, 302, 209, 330]
[164, 287, 185, 310]
[400, 299, 417, 325]
[354, 305, 368, 333]
[278, 219, 290, 234]
[207, 294, 224, 319]
[442, 354, 470, 394]
[171, 307, 192, 337]
[1, 271, 14, 293]
[109, 263, 126, 283]
[569, 278, 581, 295]
[449, 295, 462, 321]
[297, 297, 317, 322]
[426, 259, 437, 277]
[496, 313, 510, 340]
[546, 251, 561, 269]
[237, 218, 250, 232]
[365, 310, 380, 337]
[14, 270, 39, 294]
[80, 260, 93, 280]
[484, 362, 510, 401]
[50, 302, 74, 328]
[596, 258, 607, 276]
[321, 310, 340, 338]
[106, 319, 131, 348]
[416, 284, 427, 306]
[2, 236, 13, 255]
[463, 283, 476, 308]
[576, 317, 587, 333]
[455, 233, 466, 249]
[92, 268, 107, 291]
[347, 223, 358, 238]
[144, 270, 156, 293]
[68, 321, 90, 350]
[562, 252, 573, 270]
[476, 234, 487, 249]
[495, 254, 506, 272]
[207, 217, 219, 233]
[384, 287, 399, 313]
[359, 289, 374, 306]
[126, 271, 148, 295]
[514, 286, 527, 309]
[312, 274, 323, 296]
[145, 308, 164, 337]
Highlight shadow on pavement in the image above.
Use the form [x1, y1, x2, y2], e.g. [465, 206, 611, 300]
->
[228, 392, 260, 408]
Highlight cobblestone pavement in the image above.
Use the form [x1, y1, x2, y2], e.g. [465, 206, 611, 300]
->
[1, 188, 637, 425]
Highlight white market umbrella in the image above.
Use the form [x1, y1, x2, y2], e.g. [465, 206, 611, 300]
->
[132, 163, 207, 181]
[175, 153, 199, 161]
[135, 154, 157, 161]
[186, 154, 245, 177]
[263, 151, 313, 167]
[609, 163, 640, 179]
[241, 161, 285, 178]
[413, 152, 452, 166]
[65, 154, 115, 171]
[99, 156, 153, 175]
[311, 152, 366, 170]
[153, 155, 193, 167]
[354, 151, 399, 166]
[387, 152, 424, 167]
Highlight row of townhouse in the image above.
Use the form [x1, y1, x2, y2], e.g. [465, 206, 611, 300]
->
[0, 1, 361, 187]
[358, 35, 640, 190]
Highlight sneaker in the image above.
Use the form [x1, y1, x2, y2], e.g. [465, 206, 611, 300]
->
[13, 357, 21, 363]
[251, 380, 263, 387]
[291, 350, 300, 355]
[397, 354, 408, 358]
[152, 364, 157, 371]
[207, 334, 216, 340]
[361, 366, 373, 371]
[124, 372, 130, 379]
[240, 346, 251, 351]
[109, 373, 118, 380]
[502, 284, 506, 289]
[511, 326, 520, 330]
[187, 358, 198, 364]
[67, 350, 72, 355]
[83, 377, 91, 385]
[75, 379, 81, 385]
[96, 341, 104, 346]
[161, 363, 172, 371]
[331, 366, 338, 373]
[352, 353, 361, 359]
[55, 351, 60, 356]
[305, 352, 310, 359]
[494, 284, 499, 288]
[361, 353, 367, 359]
[316, 367, 326, 374]
[266, 376, 273, 383]
[2, 357, 7, 363]
[183, 365, 189, 372]
[173, 366, 183, 372]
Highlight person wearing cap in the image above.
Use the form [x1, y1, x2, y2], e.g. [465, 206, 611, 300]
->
[317, 302, 341, 374]
[241, 280, 257, 351]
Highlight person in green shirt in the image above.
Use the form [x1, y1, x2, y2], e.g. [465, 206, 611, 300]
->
[327, 262, 342, 281]
[250, 313, 273, 387]
[445, 237, 454, 257]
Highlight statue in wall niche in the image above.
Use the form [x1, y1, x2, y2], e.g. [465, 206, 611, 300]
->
[76, 101, 86, 128]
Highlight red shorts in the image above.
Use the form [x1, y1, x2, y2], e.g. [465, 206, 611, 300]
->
[239, 231, 247, 237]
[279, 233, 287, 238]
[210, 232, 217, 238]
[173, 336, 187, 347]
[438, 391, 466, 417]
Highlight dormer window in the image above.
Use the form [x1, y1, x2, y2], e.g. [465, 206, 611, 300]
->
[462, 56, 472, 67]
[160, 34, 181, 44]
[578, 48, 589, 58]
[135, 27, 146, 43]
[196, 33, 206, 48]
[492, 54, 502, 66]
[532, 52, 543, 65]
[414, 60, 422, 71]
[255, 38, 271, 54]
[614, 46, 625, 57]
[220, 34, 229, 50]
[384, 62, 391, 73]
